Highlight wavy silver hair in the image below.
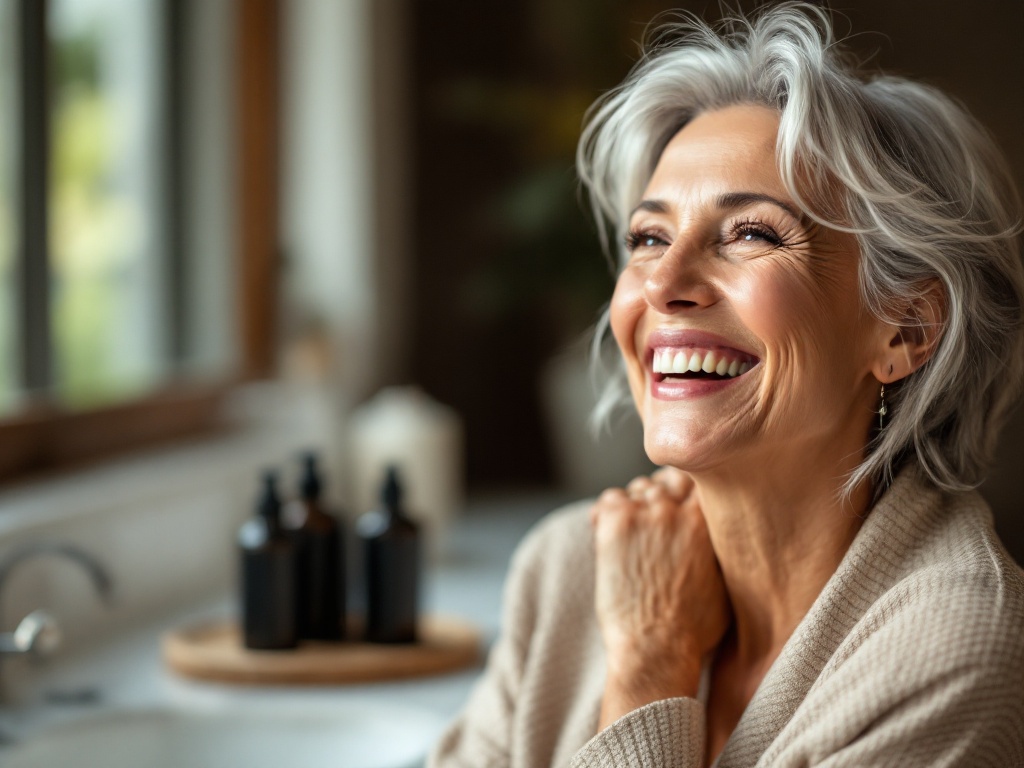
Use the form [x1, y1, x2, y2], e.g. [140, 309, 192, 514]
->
[578, 2, 1024, 496]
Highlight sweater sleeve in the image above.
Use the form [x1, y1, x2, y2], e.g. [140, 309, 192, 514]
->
[570, 698, 706, 768]
[430, 501, 710, 768]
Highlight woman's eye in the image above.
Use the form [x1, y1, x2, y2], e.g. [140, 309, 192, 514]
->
[625, 231, 668, 252]
[732, 224, 783, 247]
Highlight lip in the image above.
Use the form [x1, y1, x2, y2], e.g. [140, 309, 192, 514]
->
[644, 328, 760, 401]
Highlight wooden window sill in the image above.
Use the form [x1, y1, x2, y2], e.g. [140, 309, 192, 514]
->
[0, 382, 234, 487]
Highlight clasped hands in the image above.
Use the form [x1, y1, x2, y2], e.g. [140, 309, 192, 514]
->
[590, 467, 731, 728]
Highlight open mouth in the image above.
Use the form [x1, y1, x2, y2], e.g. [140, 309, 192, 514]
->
[650, 347, 759, 383]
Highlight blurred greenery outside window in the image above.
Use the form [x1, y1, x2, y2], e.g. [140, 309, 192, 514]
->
[1, 0, 240, 480]
[49, 0, 169, 409]
[50, 0, 168, 408]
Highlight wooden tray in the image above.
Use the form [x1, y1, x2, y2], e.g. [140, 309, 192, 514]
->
[163, 615, 481, 686]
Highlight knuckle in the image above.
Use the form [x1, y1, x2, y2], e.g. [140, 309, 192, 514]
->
[626, 477, 652, 499]
[598, 487, 628, 505]
[651, 467, 673, 484]
[643, 482, 668, 500]
[648, 498, 678, 524]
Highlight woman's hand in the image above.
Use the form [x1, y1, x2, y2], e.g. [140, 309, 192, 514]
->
[591, 468, 731, 729]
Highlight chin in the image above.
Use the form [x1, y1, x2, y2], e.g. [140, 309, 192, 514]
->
[641, 416, 714, 471]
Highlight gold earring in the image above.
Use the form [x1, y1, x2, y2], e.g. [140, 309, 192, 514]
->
[878, 384, 888, 429]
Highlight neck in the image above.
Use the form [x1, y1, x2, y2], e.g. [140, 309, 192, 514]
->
[691, 442, 872, 665]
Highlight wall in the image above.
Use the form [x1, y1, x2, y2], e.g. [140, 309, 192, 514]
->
[280, 0, 413, 402]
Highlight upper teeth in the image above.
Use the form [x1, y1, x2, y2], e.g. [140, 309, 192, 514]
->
[652, 348, 752, 377]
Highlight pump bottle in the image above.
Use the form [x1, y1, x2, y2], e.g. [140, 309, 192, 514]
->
[357, 466, 420, 643]
[286, 452, 345, 641]
[238, 471, 298, 650]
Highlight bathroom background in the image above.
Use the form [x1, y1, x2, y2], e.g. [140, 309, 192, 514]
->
[0, 1, 1020, 763]
[0, 0, 1022, 640]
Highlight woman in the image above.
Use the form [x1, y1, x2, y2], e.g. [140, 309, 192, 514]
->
[430, 4, 1024, 766]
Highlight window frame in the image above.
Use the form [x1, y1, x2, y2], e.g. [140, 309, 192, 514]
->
[0, 0, 280, 485]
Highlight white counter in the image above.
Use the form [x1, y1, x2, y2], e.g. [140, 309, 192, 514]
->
[1, 492, 569, 763]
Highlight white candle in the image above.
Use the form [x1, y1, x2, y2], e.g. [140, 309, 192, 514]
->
[348, 387, 464, 555]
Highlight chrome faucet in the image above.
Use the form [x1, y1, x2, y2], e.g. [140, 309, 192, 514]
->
[0, 542, 112, 676]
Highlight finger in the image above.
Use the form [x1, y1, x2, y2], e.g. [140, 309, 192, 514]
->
[651, 467, 692, 499]
[626, 475, 653, 500]
[597, 487, 630, 505]
[592, 487, 640, 544]
[644, 487, 682, 526]
[643, 482, 671, 506]
[592, 487, 630, 524]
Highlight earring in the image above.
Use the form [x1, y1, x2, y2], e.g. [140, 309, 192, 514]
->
[878, 384, 888, 429]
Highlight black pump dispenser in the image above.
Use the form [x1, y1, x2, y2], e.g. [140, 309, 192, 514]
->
[286, 452, 345, 641]
[300, 452, 321, 498]
[238, 471, 298, 650]
[357, 465, 420, 643]
[382, 466, 401, 508]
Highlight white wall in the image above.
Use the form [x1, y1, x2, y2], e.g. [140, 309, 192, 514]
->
[281, 0, 412, 401]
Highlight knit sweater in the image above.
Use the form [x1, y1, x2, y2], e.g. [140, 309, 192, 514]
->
[428, 465, 1024, 767]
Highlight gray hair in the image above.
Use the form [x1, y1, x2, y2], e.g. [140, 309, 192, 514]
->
[577, 2, 1024, 497]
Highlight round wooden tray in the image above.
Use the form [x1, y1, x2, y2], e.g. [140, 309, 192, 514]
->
[163, 615, 481, 686]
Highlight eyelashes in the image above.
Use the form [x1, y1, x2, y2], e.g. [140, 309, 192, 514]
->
[624, 218, 790, 254]
[729, 219, 784, 247]
[624, 229, 669, 251]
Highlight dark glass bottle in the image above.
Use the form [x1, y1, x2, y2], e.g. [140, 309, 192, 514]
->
[238, 471, 298, 650]
[286, 452, 344, 641]
[357, 466, 420, 643]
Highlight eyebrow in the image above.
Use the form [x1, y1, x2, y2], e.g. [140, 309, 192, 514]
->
[629, 192, 802, 221]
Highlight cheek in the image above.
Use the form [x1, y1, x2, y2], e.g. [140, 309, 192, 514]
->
[610, 268, 649, 408]
[610, 268, 645, 354]
[730, 268, 823, 409]
[732, 263, 838, 355]
[733, 262, 868, 423]
[734, 275, 800, 344]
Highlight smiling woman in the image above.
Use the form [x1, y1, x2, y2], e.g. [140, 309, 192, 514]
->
[612, 106, 882, 487]
[429, 4, 1024, 767]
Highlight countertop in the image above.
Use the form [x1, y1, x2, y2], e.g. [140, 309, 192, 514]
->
[1, 492, 573, 750]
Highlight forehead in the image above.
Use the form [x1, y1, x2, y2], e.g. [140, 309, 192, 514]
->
[645, 105, 783, 199]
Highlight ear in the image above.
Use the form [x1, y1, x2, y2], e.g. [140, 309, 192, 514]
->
[871, 280, 946, 384]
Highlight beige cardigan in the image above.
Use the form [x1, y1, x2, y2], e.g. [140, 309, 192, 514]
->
[428, 465, 1024, 767]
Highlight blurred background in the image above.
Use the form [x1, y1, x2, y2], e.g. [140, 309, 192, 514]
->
[0, 0, 1022, 559]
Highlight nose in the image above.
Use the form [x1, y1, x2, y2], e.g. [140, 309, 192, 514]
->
[642, 238, 718, 313]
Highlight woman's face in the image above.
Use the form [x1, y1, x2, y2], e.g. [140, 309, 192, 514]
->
[611, 105, 883, 472]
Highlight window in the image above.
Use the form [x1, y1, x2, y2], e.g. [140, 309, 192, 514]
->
[50, 0, 168, 408]
[0, 0, 16, 414]
[0, 0, 278, 481]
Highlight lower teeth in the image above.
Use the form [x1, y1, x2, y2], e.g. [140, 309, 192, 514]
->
[668, 371, 728, 380]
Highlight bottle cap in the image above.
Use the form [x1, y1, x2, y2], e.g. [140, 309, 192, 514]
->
[381, 465, 402, 509]
[258, 470, 282, 520]
[299, 452, 322, 500]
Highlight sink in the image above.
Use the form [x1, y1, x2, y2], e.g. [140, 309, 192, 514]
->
[3, 702, 447, 768]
